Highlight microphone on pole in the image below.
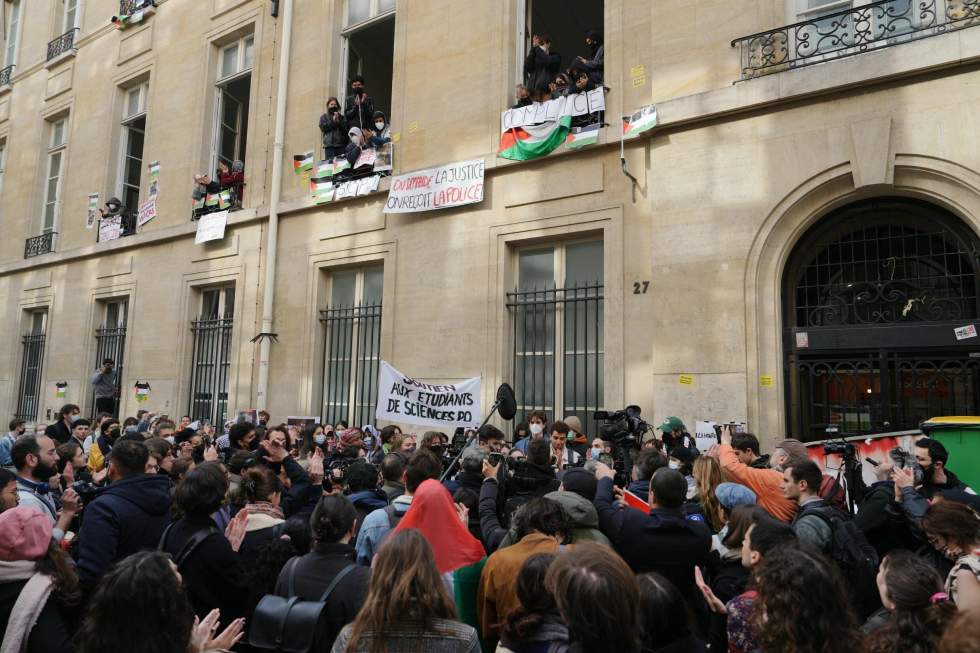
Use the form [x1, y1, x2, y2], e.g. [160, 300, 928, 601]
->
[440, 382, 517, 481]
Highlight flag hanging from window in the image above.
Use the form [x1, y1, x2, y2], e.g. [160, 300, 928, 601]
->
[498, 115, 573, 161]
[293, 151, 314, 174]
[566, 123, 600, 150]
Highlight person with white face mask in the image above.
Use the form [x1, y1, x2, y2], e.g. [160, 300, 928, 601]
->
[513, 412, 549, 455]
[366, 110, 391, 148]
[45, 404, 81, 445]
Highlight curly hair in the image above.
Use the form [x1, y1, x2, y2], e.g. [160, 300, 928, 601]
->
[245, 538, 301, 617]
[499, 553, 557, 643]
[511, 497, 573, 542]
[869, 551, 957, 653]
[77, 551, 194, 653]
[693, 456, 724, 531]
[36, 541, 81, 606]
[752, 547, 864, 653]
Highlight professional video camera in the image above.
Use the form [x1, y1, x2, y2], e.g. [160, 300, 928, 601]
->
[71, 480, 100, 505]
[594, 405, 649, 448]
[823, 440, 857, 457]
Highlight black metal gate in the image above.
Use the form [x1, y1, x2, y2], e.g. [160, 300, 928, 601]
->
[187, 317, 234, 429]
[506, 282, 604, 434]
[784, 198, 980, 440]
[15, 332, 46, 421]
[91, 326, 126, 417]
[319, 302, 382, 427]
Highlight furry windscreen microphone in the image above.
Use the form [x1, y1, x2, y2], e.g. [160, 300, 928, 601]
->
[496, 383, 517, 421]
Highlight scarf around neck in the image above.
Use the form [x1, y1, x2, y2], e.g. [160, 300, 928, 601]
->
[0, 562, 53, 653]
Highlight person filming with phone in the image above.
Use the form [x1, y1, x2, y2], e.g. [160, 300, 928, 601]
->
[91, 358, 119, 417]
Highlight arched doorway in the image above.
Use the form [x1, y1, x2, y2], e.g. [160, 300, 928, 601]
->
[783, 197, 980, 441]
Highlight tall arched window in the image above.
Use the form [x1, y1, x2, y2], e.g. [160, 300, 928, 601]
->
[783, 198, 980, 440]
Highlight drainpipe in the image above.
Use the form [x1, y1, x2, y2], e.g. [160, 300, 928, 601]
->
[255, 0, 292, 410]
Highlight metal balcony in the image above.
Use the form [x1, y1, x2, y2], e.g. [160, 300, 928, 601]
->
[25, 233, 56, 258]
[731, 0, 980, 80]
[120, 0, 156, 15]
[47, 28, 79, 62]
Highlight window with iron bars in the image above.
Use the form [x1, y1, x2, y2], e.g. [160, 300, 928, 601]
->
[507, 240, 604, 435]
[91, 299, 128, 418]
[188, 286, 235, 431]
[319, 268, 383, 427]
[16, 311, 47, 422]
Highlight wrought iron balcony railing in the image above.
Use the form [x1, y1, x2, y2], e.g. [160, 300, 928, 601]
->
[0, 65, 13, 87]
[120, 0, 155, 15]
[47, 28, 79, 62]
[97, 212, 138, 243]
[25, 232, 56, 258]
[732, 0, 980, 80]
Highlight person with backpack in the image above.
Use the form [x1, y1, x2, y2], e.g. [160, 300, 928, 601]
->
[354, 448, 442, 565]
[264, 495, 371, 651]
[159, 461, 250, 627]
[236, 466, 286, 566]
[783, 459, 881, 619]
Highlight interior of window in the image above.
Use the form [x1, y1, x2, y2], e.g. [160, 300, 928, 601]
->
[345, 16, 395, 122]
[4, 0, 21, 67]
[524, 0, 603, 74]
[216, 74, 250, 172]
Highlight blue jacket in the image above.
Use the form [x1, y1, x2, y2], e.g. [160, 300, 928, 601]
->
[0, 433, 16, 467]
[355, 494, 412, 565]
[77, 473, 173, 587]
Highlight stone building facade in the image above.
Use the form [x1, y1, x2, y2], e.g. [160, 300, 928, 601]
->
[1, 0, 978, 444]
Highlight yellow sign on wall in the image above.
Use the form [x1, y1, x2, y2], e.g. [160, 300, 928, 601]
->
[678, 374, 695, 386]
[760, 375, 774, 387]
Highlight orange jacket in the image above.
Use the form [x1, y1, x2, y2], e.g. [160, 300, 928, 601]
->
[719, 444, 796, 522]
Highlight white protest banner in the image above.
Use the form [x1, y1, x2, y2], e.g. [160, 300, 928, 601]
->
[86, 193, 100, 228]
[385, 159, 485, 214]
[500, 87, 605, 133]
[195, 209, 228, 244]
[137, 196, 157, 227]
[375, 360, 481, 429]
[694, 421, 717, 453]
[98, 216, 123, 242]
[357, 174, 380, 196]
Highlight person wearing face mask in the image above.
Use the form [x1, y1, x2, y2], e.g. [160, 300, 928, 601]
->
[345, 126, 365, 171]
[0, 419, 27, 468]
[921, 501, 980, 611]
[87, 419, 121, 474]
[44, 404, 80, 445]
[319, 96, 349, 160]
[514, 411, 548, 455]
[367, 110, 391, 148]
[344, 75, 375, 129]
[11, 436, 80, 542]
[913, 438, 974, 499]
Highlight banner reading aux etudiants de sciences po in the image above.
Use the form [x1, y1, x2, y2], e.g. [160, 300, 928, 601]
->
[375, 360, 482, 429]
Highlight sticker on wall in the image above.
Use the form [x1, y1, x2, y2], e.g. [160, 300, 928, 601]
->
[134, 381, 151, 403]
[954, 324, 977, 340]
[86, 193, 100, 229]
[55, 382, 68, 398]
[407, 122, 420, 134]
[760, 375, 774, 387]
[795, 331, 810, 348]
[678, 374, 695, 386]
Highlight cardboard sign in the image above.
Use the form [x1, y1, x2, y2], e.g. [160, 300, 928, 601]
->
[694, 421, 717, 453]
[195, 209, 228, 244]
[137, 196, 157, 227]
[385, 159, 485, 214]
[500, 87, 605, 133]
[375, 360, 481, 429]
[99, 216, 123, 242]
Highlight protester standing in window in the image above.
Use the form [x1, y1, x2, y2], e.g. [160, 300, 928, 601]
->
[524, 35, 560, 102]
[320, 97, 350, 160]
[576, 30, 604, 85]
[90, 359, 118, 416]
[344, 76, 375, 130]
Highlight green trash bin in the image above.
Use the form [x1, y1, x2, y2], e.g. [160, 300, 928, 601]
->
[919, 416, 980, 493]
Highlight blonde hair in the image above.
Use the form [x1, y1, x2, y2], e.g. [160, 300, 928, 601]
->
[693, 456, 724, 532]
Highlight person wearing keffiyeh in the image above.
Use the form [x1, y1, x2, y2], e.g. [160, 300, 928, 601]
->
[233, 466, 285, 566]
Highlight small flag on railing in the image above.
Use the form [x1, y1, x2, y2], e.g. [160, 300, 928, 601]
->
[311, 160, 334, 180]
[566, 123, 600, 149]
[293, 151, 314, 174]
[622, 105, 658, 138]
[332, 156, 351, 174]
[205, 194, 219, 207]
[192, 196, 205, 211]
[310, 177, 334, 204]
[218, 189, 232, 209]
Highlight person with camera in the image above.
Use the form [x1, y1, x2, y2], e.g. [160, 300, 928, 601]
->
[476, 424, 505, 454]
[12, 435, 80, 544]
[855, 448, 924, 557]
[76, 440, 172, 591]
[344, 76, 375, 130]
[91, 358, 119, 417]
[444, 447, 487, 497]
[914, 438, 975, 499]
[713, 425, 797, 522]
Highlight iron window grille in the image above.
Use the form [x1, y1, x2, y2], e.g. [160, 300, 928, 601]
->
[96, 213, 138, 242]
[319, 302, 383, 427]
[46, 28, 78, 62]
[24, 232, 56, 258]
[783, 198, 980, 440]
[188, 314, 234, 431]
[15, 325, 46, 422]
[732, 0, 980, 80]
[91, 328, 127, 418]
[507, 282, 604, 435]
[0, 65, 13, 87]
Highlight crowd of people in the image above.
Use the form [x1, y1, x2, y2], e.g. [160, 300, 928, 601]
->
[1, 403, 978, 653]
[318, 75, 392, 175]
[515, 29, 603, 107]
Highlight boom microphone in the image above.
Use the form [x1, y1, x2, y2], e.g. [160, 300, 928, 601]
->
[496, 383, 517, 421]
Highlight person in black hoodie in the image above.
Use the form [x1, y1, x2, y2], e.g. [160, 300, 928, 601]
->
[638, 572, 706, 653]
[344, 461, 387, 537]
[76, 440, 172, 592]
[159, 461, 248, 627]
[319, 96, 349, 160]
[444, 447, 486, 496]
[274, 494, 370, 649]
[504, 439, 559, 517]
[915, 438, 975, 498]
[523, 34, 561, 101]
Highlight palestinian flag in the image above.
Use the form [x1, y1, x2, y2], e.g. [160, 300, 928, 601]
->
[148, 161, 161, 181]
[111, 14, 130, 28]
[332, 156, 351, 174]
[192, 196, 205, 211]
[218, 189, 232, 209]
[205, 193, 219, 207]
[566, 123, 600, 149]
[498, 115, 573, 161]
[313, 188, 335, 204]
[293, 151, 314, 174]
[623, 105, 658, 138]
[311, 160, 334, 180]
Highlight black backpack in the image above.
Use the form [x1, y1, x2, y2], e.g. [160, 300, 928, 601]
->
[248, 557, 356, 653]
[799, 502, 881, 619]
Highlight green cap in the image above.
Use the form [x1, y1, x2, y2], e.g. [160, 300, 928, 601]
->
[658, 416, 685, 432]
